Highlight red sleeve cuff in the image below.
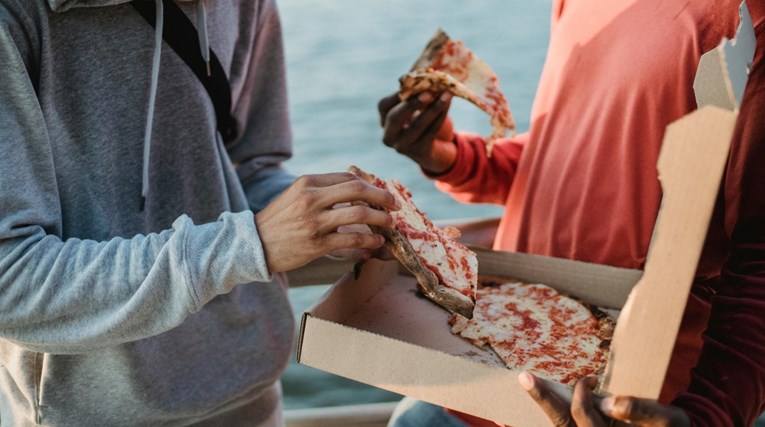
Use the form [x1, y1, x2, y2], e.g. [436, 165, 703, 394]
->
[422, 131, 483, 186]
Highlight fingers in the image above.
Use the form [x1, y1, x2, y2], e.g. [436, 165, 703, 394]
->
[292, 171, 362, 188]
[318, 204, 394, 235]
[378, 93, 402, 126]
[322, 230, 386, 253]
[600, 396, 690, 426]
[570, 377, 606, 427]
[518, 372, 574, 427]
[326, 179, 400, 212]
[381, 91, 452, 154]
[292, 173, 400, 212]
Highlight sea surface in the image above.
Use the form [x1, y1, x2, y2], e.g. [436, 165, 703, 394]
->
[278, 0, 552, 410]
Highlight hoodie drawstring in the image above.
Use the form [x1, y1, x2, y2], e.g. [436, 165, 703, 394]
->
[141, 0, 164, 210]
[196, 1, 211, 76]
[140, 0, 211, 210]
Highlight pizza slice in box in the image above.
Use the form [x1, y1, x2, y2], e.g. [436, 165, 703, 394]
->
[349, 165, 478, 318]
[450, 281, 615, 385]
[399, 29, 516, 156]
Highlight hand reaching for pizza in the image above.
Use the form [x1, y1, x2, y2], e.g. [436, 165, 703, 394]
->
[519, 372, 690, 427]
[378, 91, 457, 174]
[254, 172, 400, 274]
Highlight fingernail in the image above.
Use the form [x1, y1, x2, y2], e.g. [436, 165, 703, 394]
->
[440, 92, 452, 102]
[394, 197, 402, 209]
[418, 92, 433, 102]
[517, 372, 534, 391]
[600, 396, 614, 414]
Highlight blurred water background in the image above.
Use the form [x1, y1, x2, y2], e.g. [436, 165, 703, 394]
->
[278, 0, 552, 410]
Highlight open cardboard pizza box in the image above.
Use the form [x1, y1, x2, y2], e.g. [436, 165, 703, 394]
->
[296, 6, 755, 426]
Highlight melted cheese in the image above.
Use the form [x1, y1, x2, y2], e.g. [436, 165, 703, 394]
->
[451, 282, 609, 385]
[388, 180, 477, 298]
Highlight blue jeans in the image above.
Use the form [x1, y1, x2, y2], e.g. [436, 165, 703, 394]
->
[387, 398, 468, 427]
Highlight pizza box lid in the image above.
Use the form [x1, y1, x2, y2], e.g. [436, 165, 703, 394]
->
[296, 4, 753, 425]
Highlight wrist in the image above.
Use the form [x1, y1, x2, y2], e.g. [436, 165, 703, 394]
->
[419, 138, 458, 176]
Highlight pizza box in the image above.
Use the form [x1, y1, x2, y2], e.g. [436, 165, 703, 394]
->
[296, 5, 754, 426]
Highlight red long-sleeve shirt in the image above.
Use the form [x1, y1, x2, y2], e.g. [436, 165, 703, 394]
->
[434, 0, 765, 425]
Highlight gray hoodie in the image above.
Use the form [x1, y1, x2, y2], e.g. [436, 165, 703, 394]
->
[0, 0, 296, 425]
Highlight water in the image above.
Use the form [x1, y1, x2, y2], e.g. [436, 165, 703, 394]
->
[278, 0, 552, 410]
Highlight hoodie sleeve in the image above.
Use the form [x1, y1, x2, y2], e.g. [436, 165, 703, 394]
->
[0, 5, 271, 354]
[227, 0, 295, 213]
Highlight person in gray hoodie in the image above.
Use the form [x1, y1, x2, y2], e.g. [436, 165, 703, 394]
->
[0, 0, 399, 425]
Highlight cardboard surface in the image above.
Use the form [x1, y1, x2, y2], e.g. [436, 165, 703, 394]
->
[694, 3, 756, 110]
[602, 106, 737, 398]
[298, 256, 640, 426]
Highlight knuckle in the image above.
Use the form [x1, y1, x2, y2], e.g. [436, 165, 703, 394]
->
[345, 233, 366, 247]
[297, 188, 319, 206]
[349, 206, 369, 222]
[384, 212, 396, 227]
[302, 216, 321, 237]
[349, 179, 368, 194]
[338, 171, 356, 181]
[294, 174, 314, 189]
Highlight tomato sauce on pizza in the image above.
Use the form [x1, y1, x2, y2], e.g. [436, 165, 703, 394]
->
[349, 166, 478, 318]
[398, 29, 516, 156]
[450, 281, 613, 385]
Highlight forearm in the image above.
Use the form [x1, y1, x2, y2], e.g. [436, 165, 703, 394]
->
[431, 131, 526, 205]
[0, 211, 271, 354]
[673, 225, 765, 426]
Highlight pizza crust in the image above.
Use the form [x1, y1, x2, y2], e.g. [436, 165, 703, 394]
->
[375, 223, 475, 319]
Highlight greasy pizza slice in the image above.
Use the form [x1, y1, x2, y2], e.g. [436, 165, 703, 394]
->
[450, 282, 613, 385]
[399, 29, 516, 155]
[349, 165, 478, 318]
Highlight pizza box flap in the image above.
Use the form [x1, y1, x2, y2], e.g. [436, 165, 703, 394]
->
[602, 106, 737, 398]
[693, 2, 756, 111]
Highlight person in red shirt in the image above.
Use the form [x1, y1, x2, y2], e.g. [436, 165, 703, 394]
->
[380, 0, 764, 425]
[523, 8, 765, 424]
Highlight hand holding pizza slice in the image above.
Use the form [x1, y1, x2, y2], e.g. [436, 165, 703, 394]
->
[399, 29, 516, 156]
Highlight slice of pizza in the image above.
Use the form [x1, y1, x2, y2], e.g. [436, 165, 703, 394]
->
[349, 165, 478, 318]
[399, 29, 516, 156]
[450, 281, 613, 385]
